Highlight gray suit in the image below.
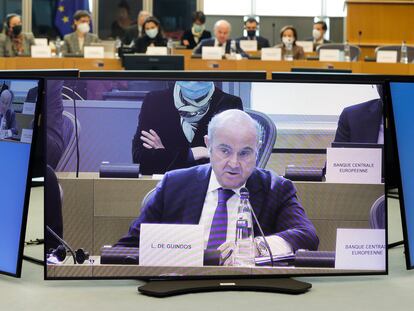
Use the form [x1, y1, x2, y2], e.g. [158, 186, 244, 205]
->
[0, 32, 35, 57]
[62, 32, 99, 55]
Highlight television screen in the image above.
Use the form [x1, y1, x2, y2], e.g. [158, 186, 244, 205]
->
[0, 78, 41, 277]
[389, 80, 414, 269]
[123, 55, 185, 71]
[44, 76, 387, 280]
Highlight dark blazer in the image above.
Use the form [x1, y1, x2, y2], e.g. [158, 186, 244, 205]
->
[334, 98, 383, 143]
[133, 35, 167, 53]
[62, 32, 99, 55]
[193, 38, 249, 58]
[122, 25, 139, 46]
[305, 37, 332, 51]
[181, 29, 212, 49]
[132, 87, 243, 175]
[236, 36, 270, 50]
[116, 164, 319, 252]
[0, 109, 18, 135]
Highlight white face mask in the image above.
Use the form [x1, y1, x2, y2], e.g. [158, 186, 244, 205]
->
[312, 29, 321, 40]
[77, 22, 90, 34]
[282, 36, 294, 46]
[146, 28, 158, 39]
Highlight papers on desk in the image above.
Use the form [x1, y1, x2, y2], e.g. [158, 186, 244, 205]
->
[255, 253, 295, 266]
[376, 50, 398, 63]
[202, 47, 223, 60]
[261, 48, 282, 61]
[84, 46, 105, 58]
[319, 49, 341, 62]
[146, 46, 168, 55]
[239, 40, 258, 52]
[296, 41, 314, 53]
[31, 45, 52, 58]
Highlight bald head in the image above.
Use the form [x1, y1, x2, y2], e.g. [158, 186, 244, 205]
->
[214, 19, 231, 45]
[0, 89, 12, 114]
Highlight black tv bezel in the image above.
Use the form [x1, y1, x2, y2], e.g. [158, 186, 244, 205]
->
[0, 77, 44, 278]
[122, 54, 185, 71]
[387, 76, 414, 270]
[44, 73, 389, 280]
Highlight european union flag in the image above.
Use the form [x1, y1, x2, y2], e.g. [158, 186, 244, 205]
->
[54, 0, 90, 37]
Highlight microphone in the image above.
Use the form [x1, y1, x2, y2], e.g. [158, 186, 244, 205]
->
[358, 30, 362, 46]
[46, 225, 77, 264]
[271, 23, 276, 46]
[240, 187, 275, 267]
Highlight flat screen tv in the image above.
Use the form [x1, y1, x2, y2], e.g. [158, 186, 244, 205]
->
[0, 77, 42, 277]
[44, 74, 387, 296]
[389, 78, 414, 269]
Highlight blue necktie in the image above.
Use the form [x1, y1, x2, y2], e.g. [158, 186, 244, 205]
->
[206, 188, 234, 250]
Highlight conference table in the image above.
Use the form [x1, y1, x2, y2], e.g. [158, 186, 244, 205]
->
[1, 55, 414, 79]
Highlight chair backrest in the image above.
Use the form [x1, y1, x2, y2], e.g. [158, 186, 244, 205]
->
[369, 195, 385, 229]
[45, 165, 63, 250]
[245, 109, 277, 169]
[56, 111, 81, 171]
[316, 43, 361, 61]
[141, 188, 157, 209]
[375, 45, 414, 63]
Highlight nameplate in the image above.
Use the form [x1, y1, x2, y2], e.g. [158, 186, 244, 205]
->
[202, 47, 223, 60]
[239, 40, 258, 52]
[20, 129, 33, 144]
[376, 50, 398, 63]
[326, 147, 382, 184]
[335, 228, 386, 270]
[146, 46, 168, 55]
[139, 224, 204, 267]
[84, 46, 105, 58]
[261, 47, 282, 61]
[34, 38, 48, 46]
[22, 102, 36, 115]
[31, 46, 51, 58]
[296, 41, 313, 53]
[319, 49, 341, 61]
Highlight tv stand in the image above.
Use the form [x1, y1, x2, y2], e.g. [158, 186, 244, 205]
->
[138, 278, 311, 297]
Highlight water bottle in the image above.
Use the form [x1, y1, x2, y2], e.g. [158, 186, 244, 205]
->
[55, 37, 62, 58]
[115, 37, 122, 58]
[234, 191, 255, 267]
[284, 43, 293, 61]
[230, 39, 237, 56]
[167, 38, 174, 55]
[344, 41, 351, 62]
[401, 41, 408, 64]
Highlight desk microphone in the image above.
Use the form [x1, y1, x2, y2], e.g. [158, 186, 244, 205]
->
[358, 31, 362, 46]
[240, 187, 274, 267]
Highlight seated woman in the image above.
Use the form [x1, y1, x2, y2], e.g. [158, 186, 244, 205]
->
[62, 10, 99, 56]
[0, 13, 35, 57]
[133, 16, 167, 53]
[274, 25, 305, 60]
[132, 81, 243, 175]
[181, 11, 211, 49]
[0, 89, 18, 139]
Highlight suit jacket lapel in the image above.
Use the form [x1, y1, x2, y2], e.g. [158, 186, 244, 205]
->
[246, 169, 265, 235]
[181, 164, 212, 224]
[367, 99, 383, 141]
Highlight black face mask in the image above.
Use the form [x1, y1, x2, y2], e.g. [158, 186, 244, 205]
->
[247, 30, 256, 38]
[12, 25, 22, 36]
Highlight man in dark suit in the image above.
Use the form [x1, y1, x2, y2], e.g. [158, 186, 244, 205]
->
[119, 110, 319, 264]
[132, 81, 243, 175]
[306, 21, 331, 51]
[193, 19, 248, 58]
[122, 10, 150, 46]
[236, 17, 270, 50]
[334, 86, 383, 143]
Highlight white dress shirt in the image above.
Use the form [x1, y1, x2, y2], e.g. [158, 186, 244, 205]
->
[198, 170, 293, 256]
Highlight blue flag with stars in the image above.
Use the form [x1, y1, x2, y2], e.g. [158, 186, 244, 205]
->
[54, 0, 90, 37]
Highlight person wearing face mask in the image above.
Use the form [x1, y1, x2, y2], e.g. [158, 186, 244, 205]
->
[236, 17, 270, 50]
[181, 11, 212, 49]
[62, 10, 99, 56]
[274, 25, 305, 60]
[132, 16, 167, 53]
[306, 21, 331, 51]
[0, 89, 18, 139]
[131, 81, 243, 175]
[0, 13, 35, 57]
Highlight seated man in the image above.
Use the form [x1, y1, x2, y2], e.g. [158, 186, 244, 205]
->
[193, 19, 248, 58]
[236, 17, 270, 50]
[117, 110, 319, 265]
[306, 21, 331, 51]
[0, 89, 18, 139]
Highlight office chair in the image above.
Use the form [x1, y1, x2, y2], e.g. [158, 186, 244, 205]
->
[369, 195, 385, 229]
[245, 109, 277, 169]
[56, 111, 81, 171]
[316, 43, 361, 61]
[375, 45, 414, 63]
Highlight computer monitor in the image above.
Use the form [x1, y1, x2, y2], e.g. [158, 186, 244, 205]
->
[290, 68, 352, 73]
[0, 77, 42, 277]
[44, 75, 387, 295]
[123, 55, 184, 70]
[389, 78, 414, 269]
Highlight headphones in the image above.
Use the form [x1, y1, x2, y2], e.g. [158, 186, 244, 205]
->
[48, 245, 91, 264]
[4, 13, 21, 34]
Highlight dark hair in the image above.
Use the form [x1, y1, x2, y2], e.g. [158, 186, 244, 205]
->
[314, 21, 327, 31]
[117, 0, 131, 12]
[192, 11, 206, 24]
[73, 10, 91, 21]
[280, 25, 298, 40]
[5, 13, 20, 28]
[143, 16, 164, 38]
[245, 17, 258, 25]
